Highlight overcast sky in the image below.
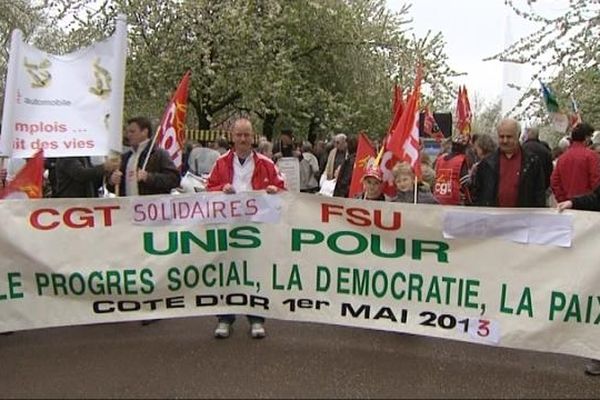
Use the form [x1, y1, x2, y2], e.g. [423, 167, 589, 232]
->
[386, 0, 572, 112]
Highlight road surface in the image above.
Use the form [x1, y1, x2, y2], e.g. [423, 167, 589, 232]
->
[0, 317, 597, 398]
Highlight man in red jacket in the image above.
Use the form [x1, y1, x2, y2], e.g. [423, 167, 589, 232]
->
[207, 117, 285, 339]
[551, 122, 600, 203]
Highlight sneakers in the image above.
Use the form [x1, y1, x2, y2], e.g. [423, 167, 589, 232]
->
[250, 322, 266, 339]
[585, 359, 600, 376]
[214, 322, 231, 339]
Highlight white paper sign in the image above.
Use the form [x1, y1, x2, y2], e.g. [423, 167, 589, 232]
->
[277, 157, 300, 193]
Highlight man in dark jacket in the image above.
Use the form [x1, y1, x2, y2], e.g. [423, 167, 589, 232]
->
[109, 116, 180, 195]
[54, 157, 120, 198]
[522, 126, 553, 192]
[472, 118, 546, 208]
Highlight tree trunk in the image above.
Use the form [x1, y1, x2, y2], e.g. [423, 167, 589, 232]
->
[262, 112, 278, 141]
[308, 116, 319, 144]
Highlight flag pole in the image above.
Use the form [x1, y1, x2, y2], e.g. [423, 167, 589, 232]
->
[0, 157, 7, 187]
[413, 175, 418, 204]
[110, 14, 127, 196]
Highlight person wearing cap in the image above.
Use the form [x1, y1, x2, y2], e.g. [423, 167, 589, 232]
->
[551, 122, 600, 204]
[433, 133, 472, 205]
[471, 118, 545, 208]
[355, 166, 385, 201]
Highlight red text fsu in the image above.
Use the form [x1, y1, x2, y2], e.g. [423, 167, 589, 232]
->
[321, 203, 401, 231]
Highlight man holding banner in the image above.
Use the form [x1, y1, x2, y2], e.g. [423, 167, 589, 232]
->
[109, 117, 180, 196]
[207, 117, 285, 339]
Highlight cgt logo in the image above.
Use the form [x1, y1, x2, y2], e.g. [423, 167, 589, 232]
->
[29, 205, 120, 230]
[434, 169, 453, 196]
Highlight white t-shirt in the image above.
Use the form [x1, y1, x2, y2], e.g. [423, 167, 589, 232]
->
[232, 154, 255, 193]
[125, 139, 150, 196]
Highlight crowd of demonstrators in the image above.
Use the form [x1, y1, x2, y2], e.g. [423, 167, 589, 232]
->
[206, 118, 284, 339]
[5, 107, 600, 376]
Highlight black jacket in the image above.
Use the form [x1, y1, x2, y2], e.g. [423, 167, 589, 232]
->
[522, 138, 553, 190]
[54, 157, 105, 198]
[108, 146, 180, 196]
[472, 148, 546, 207]
[333, 152, 356, 198]
[572, 185, 600, 211]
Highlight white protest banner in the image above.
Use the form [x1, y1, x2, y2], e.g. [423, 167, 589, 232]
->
[0, 15, 127, 158]
[276, 157, 300, 192]
[0, 193, 599, 361]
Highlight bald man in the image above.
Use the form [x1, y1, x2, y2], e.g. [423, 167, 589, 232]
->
[207, 117, 285, 339]
[471, 118, 546, 207]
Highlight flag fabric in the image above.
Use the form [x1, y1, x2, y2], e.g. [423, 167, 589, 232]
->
[540, 81, 560, 113]
[569, 95, 582, 128]
[0, 150, 44, 199]
[149, 70, 191, 170]
[348, 132, 377, 198]
[385, 83, 405, 142]
[385, 67, 423, 179]
[423, 105, 445, 142]
[0, 16, 127, 158]
[455, 85, 472, 136]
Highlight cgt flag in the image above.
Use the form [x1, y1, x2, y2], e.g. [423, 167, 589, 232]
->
[455, 85, 472, 136]
[385, 66, 423, 179]
[348, 132, 376, 198]
[145, 70, 191, 171]
[0, 149, 44, 199]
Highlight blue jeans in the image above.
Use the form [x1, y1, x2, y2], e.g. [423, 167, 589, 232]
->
[217, 314, 264, 325]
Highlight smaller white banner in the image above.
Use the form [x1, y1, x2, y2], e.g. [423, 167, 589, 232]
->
[277, 157, 300, 193]
[131, 192, 283, 226]
[442, 210, 573, 247]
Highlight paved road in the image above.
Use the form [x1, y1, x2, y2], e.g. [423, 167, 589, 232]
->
[0, 317, 598, 398]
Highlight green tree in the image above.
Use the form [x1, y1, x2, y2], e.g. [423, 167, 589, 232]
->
[1, 0, 459, 143]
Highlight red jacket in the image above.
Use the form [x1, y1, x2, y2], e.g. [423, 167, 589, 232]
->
[207, 150, 286, 192]
[551, 142, 600, 202]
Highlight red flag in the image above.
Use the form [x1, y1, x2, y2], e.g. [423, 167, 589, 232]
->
[349, 132, 377, 198]
[385, 67, 422, 179]
[456, 85, 472, 136]
[0, 150, 44, 199]
[385, 84, 405, 141]
[154, 70, 191, 170]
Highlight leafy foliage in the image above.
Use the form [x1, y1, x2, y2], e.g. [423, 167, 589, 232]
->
[1, 0, 460, 141]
